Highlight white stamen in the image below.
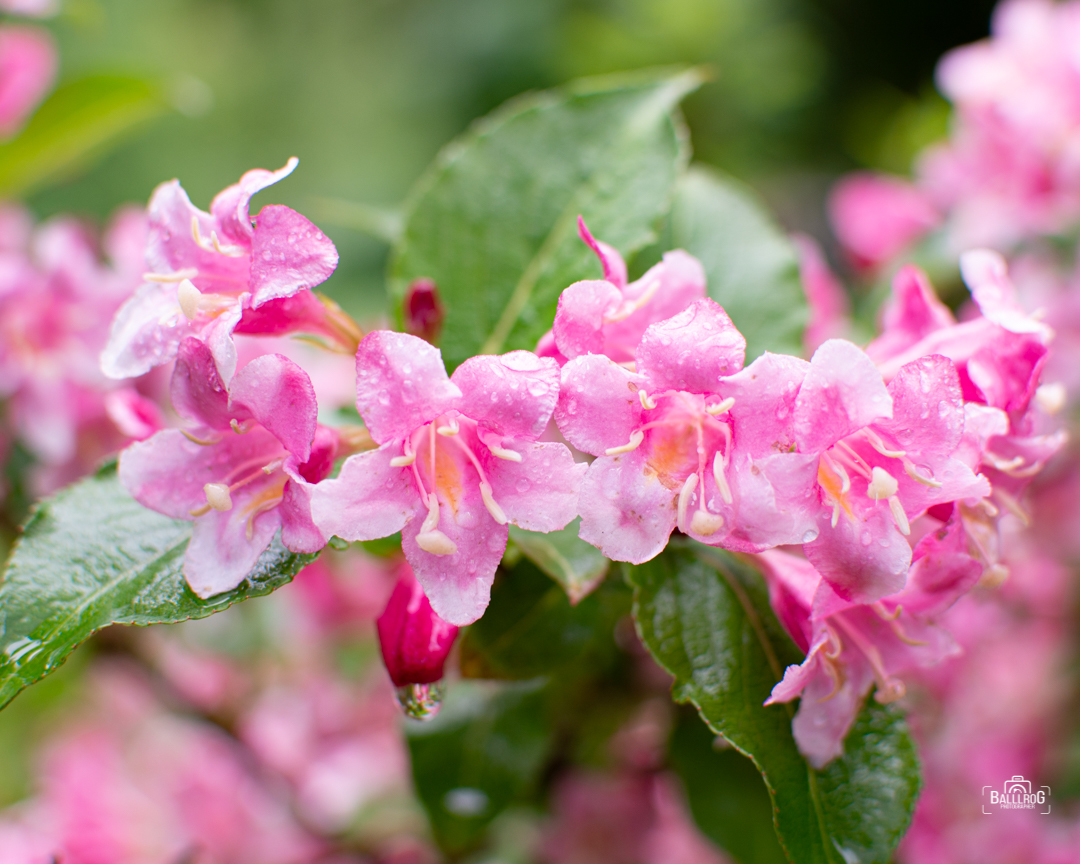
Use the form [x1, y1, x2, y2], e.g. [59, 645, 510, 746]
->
[486, 443, 522, 462]
[230, 418, 252, 435]
[677, 474, 698, 530]
[889, 496, 910, 535]
[177, 279, 202, 320]
[712, 451, 733, 504]
[639, 390, 657, 410]
[143, 268, 198, 283]
[831, 502, 841, 528]
[903, 460, 943, 488]
[863, 428, 905, 458]
[867, 466, 899, 500]
[602, 278, 660, 323]
[203, 482, 233, 512]
[1035, 382, 1067, 415]
[211, 230, 246, 257]
[420, 492, 441, 534]
[605, 429, 644, 456]
[437, 418, 459, 436]
[390, 453, 416, 467]
[691, 510, 724, 536]
[416, 530, 458, 555]
[874, 677, 907, 704]
[181, 429, 220, 446]
[705, 397, 735, 416]
[480, 481, 508, 525]
[261, 459, 284, 474]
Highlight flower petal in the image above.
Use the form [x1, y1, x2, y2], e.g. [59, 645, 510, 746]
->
[100, 282, 191, 380]
[790, 651, 875, 769]
[877, 354, 964, 460]
[248, 205, 338, 307]
[230, 353, 318, 462]
[278, 472, 327, 554]
[725, 451, 820, 551]
[865, 265, 955, 364]
[895, 518, 982, 619]
[577, 451, 677, 564]
[170, 337, 233, 431]
[725, 352, 810, 458]
[309, 444, 417, 543]
[636, 298, 745, 394]
[184, 502, 281, 598]
[577, 215, 627, 288]
[804, 505, 912, 603]
[552, 279, 622, 360]
[210, 157, 298, 245]
[960, 248, 1052, 338]
[451, 351, 559, 440]
[354, 331, 460, 444]
[794, 339, 892, 453]
[485, 441, 586, 532]
[555, 354, 643, 456]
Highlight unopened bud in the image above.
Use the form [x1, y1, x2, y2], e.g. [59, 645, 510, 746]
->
[377, 565, 459, 691]
[404, 278, 444, 344]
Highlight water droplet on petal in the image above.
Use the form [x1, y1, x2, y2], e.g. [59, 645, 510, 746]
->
[801, 528, 819, 543]
[395, 682, 444, 720]
[860, 530, 873, 546]
[516, 478, 530, 493]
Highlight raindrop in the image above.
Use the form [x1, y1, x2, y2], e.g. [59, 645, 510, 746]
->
[516, 478, 530, 492]
[395, 682, 444, 721]
[801, 528, 819, 543]
[860, 530, 873, 546]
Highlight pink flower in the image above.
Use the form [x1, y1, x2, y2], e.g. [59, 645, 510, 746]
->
[311, 331, 584, 626]
[376, 563, 459, 687]
[828, 172, 940, 271]
[793, 233, 850, 353]
[0, 25, 55, 138]
[759, 548, 960, 767]
[119, 338, 337, 598]
[101, 159, 341, 384]
[0, 0, 58, 17]
[555, 298, 757, 563]
[536, 217, 706, 365]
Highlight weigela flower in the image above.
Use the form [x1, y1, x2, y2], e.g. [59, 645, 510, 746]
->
[120, 338, 337, 598]
[0, 24, 54, 138]
[101, 159, 342, 384]
[536, 216, 706, 365]
[759, 545, 963, 768]
[555, 298, 757, 563]
[311, 331, 584, 626]
[376, 564, 459, 687]
[793, 233, 849, 353]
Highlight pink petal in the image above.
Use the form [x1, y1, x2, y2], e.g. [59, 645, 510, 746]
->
[309, 445, 417, 542]
[170, 337, 233, 431]
[803, 505, 912, 603]
[145, 180, 250, 293]
[229, 353, 318, 462]
[354, 331, 460, 444]
[577, 216, 627, 288]
[555, 354, 643, 456]
[725, 451, 819, 551]
[377, 566, 459, 686]
[876, 354, 964, 460]
[865, 265, 955, 364]
[636, 298, 745, 395]
[485, 441, 586, 532]
[104, 389, 164, 440]
[960, 248, 1052, 338]
[793, 233, 849, 353]
[100, 282, 193, 379]
[552, 279, 622, 360]
[577, 452, 677, 564]
[790, 651, 875, 769]
[234, 289, 333, 337]
[278, 472, 327, 554]
[451, 351, 559, 440]
[248, 205, 338, 307]
[725, 352, 810, 458]
[0, 25, 55, 138]
[184, 499, 281, 598]
[602, 251, 707, 363]
[895, 519, 982, 619]
[400, 490, 507, 627]
[793, 339, 892, 453]
[210, 158, 298, 245]
[966, 329, 1048, 413]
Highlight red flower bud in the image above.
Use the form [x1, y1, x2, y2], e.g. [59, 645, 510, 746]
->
[404, 278, 444, 344]
[376, 565, 459, 688]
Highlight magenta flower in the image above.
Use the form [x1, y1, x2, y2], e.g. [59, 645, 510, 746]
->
[120, 338, 337, 598]
[310, 331, 584, 626]
[536, 216, 706, 365]
[793, 233, 849, 353]
[102, 159, 340, 384]
[758, 547, 961, 768]
[377, 564, 459, 687]
[795, 341, 989, 603]
[555, 297, 759, 563]
[0, 25, 55, 138]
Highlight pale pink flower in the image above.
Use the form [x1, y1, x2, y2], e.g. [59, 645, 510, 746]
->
[311, 331, 584, 625]
[0, 25, 55, 138]
[793, 233, 849, 353]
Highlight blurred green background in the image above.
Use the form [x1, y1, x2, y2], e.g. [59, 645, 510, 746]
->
[26, 0, 996, 323]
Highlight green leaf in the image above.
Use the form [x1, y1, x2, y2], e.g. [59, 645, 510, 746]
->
[0, 75, 167, 200]
[390, 67, 702, 370]
[668, 707, 788, 864]
[0, 463, 315, 712]
[459, 557, 628, 681]
[626, 542, 920, 864]
[508, 518, 609, 604]
[667, 166, 808, 360]
[405, 678, 553, 855]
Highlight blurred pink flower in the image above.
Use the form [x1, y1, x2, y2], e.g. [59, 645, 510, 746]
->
[0, 25, 55, 138]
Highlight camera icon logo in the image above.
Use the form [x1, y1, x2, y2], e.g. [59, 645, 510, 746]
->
[982, 775, 1051, 815]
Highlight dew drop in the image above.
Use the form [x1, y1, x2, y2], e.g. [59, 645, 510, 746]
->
[395, 682, 444, 721]
[860, 530, 873, 546]
[801, 528, 819, 543]
[516, 478, 531, 493]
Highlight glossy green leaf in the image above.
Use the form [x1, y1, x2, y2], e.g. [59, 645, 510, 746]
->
[459, 557, 628, 681]
[508, 518, 609, 604]
[0, 463, 315, 711]
[405, 678, 553, 855]
[390, 68, 701, 370]
[0, 75, 167, 200]
[626, 542, 920, 864]
[667, 166, 808, 360]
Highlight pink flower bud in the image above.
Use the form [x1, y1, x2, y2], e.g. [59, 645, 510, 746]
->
[403, 278, 444, 344]
[376, 565, 459, 688]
